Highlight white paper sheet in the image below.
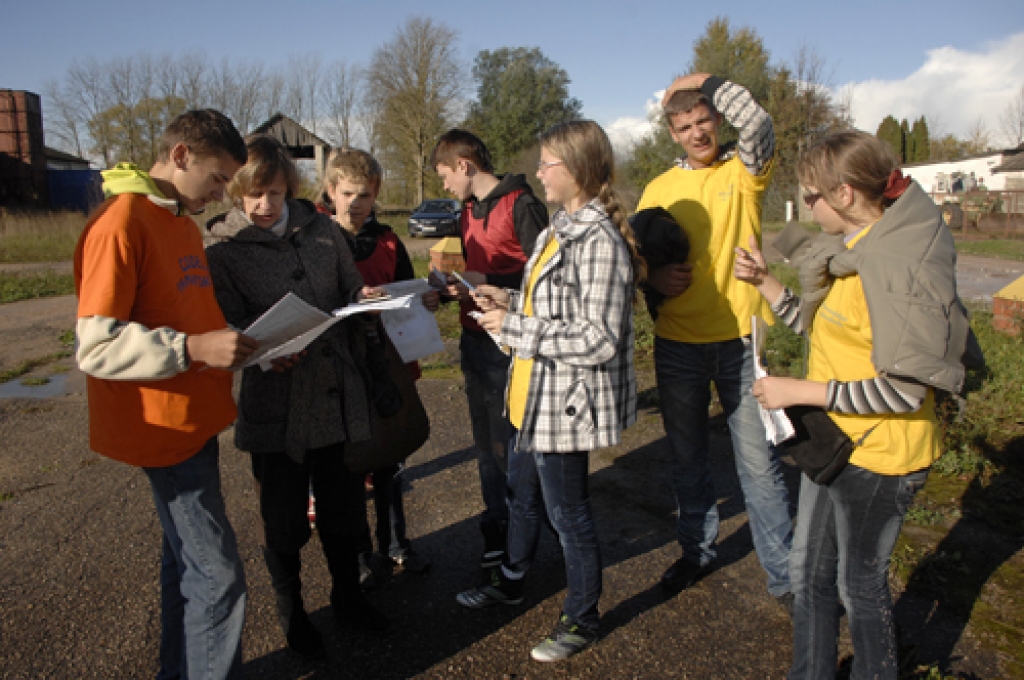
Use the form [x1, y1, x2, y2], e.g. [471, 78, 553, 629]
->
[239, 292, 415, 370]
[751, 315, 796, 446]
[380, 279, 446, 362]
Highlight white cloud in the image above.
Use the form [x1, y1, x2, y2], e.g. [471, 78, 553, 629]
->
[603, 90, 666, 154]
[840, 32, 1024, 144]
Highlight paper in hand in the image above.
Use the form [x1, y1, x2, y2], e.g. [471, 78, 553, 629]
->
[751, 315, 796, 445]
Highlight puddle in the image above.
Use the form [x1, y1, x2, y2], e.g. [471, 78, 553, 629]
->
[0, 374, 68, 399]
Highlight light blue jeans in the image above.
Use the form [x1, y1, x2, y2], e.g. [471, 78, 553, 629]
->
[144, 437, 246, 680]
[655, 336, 793, 595]
[789, 464, 928, 680]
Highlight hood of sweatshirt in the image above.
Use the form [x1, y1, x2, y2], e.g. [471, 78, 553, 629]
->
[101, 163, 183, 214]
[470, 173, 535, 220]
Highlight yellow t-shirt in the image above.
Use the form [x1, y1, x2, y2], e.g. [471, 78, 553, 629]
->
[637, 155, 773, 342]
[806, 226, 941, 475]
[508, 234, 559, 429]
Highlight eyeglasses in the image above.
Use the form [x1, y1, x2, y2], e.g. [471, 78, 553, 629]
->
[802, 192, 823, 209]
[537, 159, 564, 172]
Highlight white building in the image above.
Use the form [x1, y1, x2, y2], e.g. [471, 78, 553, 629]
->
[902, 147, 1024, 194]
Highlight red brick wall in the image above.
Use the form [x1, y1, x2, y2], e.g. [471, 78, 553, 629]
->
[993, 296, 1023, 335]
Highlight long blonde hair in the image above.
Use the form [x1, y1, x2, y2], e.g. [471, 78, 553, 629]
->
[538, 120, 647, 284]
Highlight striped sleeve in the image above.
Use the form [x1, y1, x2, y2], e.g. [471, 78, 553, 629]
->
[826, 374, 927, 414]
[770, 287, 804, 333]
[704, 77, 774, 176]
[770, 286, 927, 415]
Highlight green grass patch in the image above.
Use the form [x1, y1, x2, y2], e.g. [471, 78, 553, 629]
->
[954, 238, 1024, 262]
[59, 328, 75, 347]
[0, 352, 72, 385]
[19, 376, 51, 387]
[0, 210, 87, 263]
[0, 492, 14, 502]
[0, 270, 76, 304]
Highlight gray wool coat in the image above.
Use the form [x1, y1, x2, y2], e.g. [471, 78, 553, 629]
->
[205, 199, 372, 461]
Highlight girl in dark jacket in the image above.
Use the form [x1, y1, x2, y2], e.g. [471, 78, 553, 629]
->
[205, 135, 389, 660]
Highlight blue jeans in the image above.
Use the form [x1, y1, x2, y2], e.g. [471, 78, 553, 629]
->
[143, 437, 246, 680]
[655, 336, 793, 595]
[789, 464, 928, 680]
[505, 437, 602, 631]
[461, 329, 512, 528]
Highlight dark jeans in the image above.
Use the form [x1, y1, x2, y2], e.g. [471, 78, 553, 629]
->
[655, 335, 793, 595]
[505, 437, 601, 631]
[358, 464, 413, 559]
[250, 445, 364, 556]
[461, 330, 512, 529]
[789, 464, 929, 680]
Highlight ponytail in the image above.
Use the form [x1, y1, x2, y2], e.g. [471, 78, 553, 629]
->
[597, 181, 647, 286]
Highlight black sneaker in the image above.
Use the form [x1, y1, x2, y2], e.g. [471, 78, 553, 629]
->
[456, 568, 524, 608]
[480, 521, 507, 569]
[530, 614, 598, 662]
[660, 558, 715, 594]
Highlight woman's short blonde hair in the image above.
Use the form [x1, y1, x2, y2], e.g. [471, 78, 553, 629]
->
[226, 135, 300, 203]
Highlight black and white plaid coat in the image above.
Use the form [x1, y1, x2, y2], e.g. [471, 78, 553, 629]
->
[499, 199, 637, 453]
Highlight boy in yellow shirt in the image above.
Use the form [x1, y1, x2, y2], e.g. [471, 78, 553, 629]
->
[636, 73, 793, 607]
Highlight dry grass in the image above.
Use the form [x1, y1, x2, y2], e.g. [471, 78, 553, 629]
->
[0, 210, 89, 263]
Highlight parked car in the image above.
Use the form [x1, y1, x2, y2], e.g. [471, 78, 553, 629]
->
[408, 199, 461, 237]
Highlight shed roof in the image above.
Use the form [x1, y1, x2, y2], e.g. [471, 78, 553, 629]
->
[991, 150, 1024, 174]
[44, 146, 90, 165]
[251, 114, 329, 159]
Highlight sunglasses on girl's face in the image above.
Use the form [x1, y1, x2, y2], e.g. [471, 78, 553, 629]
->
[803, 192, 823, 209]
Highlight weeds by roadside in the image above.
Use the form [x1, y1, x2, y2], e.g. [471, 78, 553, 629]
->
[0, 271, 76, 304]
[955, 238, 1024, 262]
[0, 210, 86, 263]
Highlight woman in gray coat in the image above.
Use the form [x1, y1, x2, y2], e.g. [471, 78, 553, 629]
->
[205, 135, 388, 659]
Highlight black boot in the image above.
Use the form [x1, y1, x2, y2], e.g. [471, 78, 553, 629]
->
[320, 532, 391, 634]
[262, 548, 326, 659]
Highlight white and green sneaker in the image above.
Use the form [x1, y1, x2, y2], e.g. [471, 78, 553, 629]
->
[530, 614, 598, 662]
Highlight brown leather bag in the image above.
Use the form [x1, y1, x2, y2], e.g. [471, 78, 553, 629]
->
[344, 335, 430, 473]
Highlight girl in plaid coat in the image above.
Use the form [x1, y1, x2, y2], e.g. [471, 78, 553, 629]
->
[455, 120, 645, 662]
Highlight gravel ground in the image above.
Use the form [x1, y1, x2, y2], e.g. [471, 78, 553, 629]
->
[0, 241, 1016, 678]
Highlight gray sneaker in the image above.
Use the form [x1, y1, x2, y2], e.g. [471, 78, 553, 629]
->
[530, 614, 598, 662]
[456, 569, 523, 608]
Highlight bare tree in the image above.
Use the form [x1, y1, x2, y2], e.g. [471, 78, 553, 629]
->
[66, 58, 116, 166]
[42, 79, 85, 157]
[365, 17, 465, 204]
[964, 117, 991, 155]
[258, 70, 288, 125]
[999, 85, 1024, 148]
[323, 60, 362, 148]
[178, 53, 209, 109]
[285, 53, 323, 132]
[231, 60, 267, 133]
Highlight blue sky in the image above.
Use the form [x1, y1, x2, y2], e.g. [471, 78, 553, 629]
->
[3, 0, 1023, 148]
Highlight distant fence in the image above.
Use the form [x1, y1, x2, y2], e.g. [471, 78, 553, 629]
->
[928, 190, 1024, 238]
